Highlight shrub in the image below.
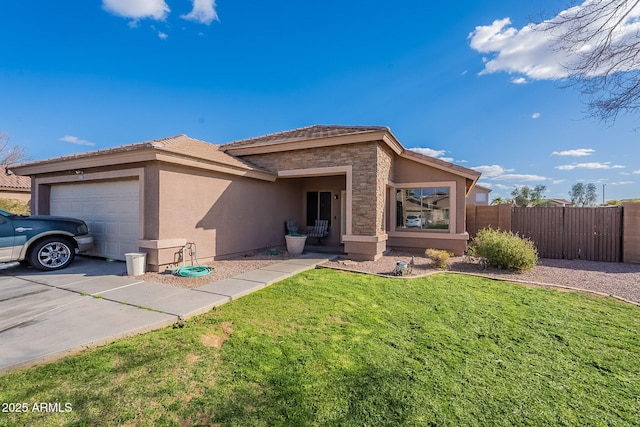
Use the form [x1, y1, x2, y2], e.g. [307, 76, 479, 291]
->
[468, 228, 538, 272]
[425, 248, 451, 269]
[0, 198, 30, 215]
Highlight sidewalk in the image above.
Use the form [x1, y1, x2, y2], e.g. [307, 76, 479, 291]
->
[0, 253, 332, 374]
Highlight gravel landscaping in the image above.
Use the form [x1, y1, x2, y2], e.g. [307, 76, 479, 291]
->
[323, 250, 640, 305]
[137, 249, 296, 289]
[139, 248, 640, 305]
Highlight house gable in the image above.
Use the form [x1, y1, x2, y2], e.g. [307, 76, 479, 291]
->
[10, 135, 276, 182]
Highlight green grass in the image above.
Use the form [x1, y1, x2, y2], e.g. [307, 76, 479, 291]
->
[1, 269, 639, 426]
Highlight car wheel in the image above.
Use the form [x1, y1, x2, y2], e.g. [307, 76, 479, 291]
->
[29, 237, 76, 271]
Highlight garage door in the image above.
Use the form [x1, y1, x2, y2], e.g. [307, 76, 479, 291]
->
[50, 180, 140, 261]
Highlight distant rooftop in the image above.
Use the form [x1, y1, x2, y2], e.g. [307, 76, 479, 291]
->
[0, 173, 31, 189]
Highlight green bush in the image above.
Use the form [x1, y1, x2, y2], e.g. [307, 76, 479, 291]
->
[425, 248, 451, 269]
[468, 228, 538, 272]
[0, 198, 30, 215]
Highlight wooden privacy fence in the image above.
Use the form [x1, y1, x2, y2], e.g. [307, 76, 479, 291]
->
[466, 205, 625, 262]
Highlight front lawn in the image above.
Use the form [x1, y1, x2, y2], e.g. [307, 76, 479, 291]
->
[1, 269, 638, 426]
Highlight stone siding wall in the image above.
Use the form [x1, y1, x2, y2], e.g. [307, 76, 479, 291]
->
[376, 144, 393, 234]
[242, 142, 386, 236]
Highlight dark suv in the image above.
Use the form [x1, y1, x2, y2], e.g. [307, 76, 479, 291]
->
[0, 209, 93, 271]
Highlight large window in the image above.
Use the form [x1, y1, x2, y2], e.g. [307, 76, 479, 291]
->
[307, 191, 332, 226]
[396, 187, 450, 231]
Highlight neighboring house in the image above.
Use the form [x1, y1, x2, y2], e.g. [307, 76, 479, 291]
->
[10, 125, 480, 271]
[539, 198, 575, 207]
[465, 184, 492, 206]
[0, 174, 31, 203]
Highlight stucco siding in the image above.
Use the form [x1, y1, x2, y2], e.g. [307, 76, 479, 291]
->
[0, 191, 31, 203]
[156, 164, 301, 266]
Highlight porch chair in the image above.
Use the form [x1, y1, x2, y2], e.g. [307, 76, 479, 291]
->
[285, 220, 299, 235]
[307, 219, 329, 245]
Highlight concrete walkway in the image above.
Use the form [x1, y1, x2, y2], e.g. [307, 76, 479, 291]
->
[0, 253, 331, 374]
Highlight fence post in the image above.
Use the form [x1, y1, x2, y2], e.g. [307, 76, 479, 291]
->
[623, 203, 640, 264]
[498, 204, 511, 231]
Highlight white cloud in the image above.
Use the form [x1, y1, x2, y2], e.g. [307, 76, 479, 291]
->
[469, 17, 563, 79]
[551, 179, 565, 184]
[511, 77, 527, 84]
[493, 184, 510, 190]
[633, 170, 640, 174]
[555, 162, 625, 170]
[469, 164, 513, 177]
[492, 173, 548, 182]
[410, 147, 446, 158]
[158, 31, 168, 39]
[531, 112, 541, 119]
[182, 0, 218, 24]
[552, 148, 595, 156]
[60, 135, 96, 146]
[468, 2, 640, 80]
[102, 0, 169, 20]
[611, 181, 634, 185]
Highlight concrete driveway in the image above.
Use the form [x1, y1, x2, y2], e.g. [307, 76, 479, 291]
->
[0, 257, 230, 374]
[0, 254, 331, 374]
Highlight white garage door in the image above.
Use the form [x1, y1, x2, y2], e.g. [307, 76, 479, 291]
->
[50, 180, 140, 261]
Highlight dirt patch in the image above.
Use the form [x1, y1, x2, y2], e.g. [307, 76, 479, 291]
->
[201, 321, 234, 349]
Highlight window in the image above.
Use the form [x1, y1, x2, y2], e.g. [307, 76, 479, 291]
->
[306, 191, 331, 226]
[475, 193, 487, 203]
[395, 187, 450, 231]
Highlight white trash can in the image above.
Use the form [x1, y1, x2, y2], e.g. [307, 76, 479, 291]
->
[125, 252, 147, 276]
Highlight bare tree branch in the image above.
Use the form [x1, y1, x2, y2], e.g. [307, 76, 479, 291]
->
[540, 0, 640, 121]
[0, 132, 31, 167]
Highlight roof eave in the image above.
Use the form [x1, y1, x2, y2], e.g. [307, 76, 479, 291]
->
[10, 148, 277, 182]
[223, 129, 402, 156]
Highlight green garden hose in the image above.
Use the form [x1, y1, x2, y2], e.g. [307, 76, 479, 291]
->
[173, 242, 213, 277]
[174, 265, 213, 277]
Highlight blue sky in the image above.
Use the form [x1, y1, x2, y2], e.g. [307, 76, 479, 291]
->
[1, 0, 639, 202]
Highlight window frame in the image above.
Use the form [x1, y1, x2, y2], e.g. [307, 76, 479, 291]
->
[389, 181, 457, 236]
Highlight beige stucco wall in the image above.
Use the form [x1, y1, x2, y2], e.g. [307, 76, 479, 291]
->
[151, 163, 301, 268]
[0, 190, 31, 203]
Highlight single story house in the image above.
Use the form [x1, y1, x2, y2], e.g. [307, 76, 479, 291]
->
[10, 125, 480, 271]
[539, 198, 575, 207]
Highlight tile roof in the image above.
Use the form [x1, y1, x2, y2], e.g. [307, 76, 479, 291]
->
[221, 125, 389, 150]
[148, 135, 271, 173]
[10, 135, 272, 175]
[0, 173, 31, 189]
